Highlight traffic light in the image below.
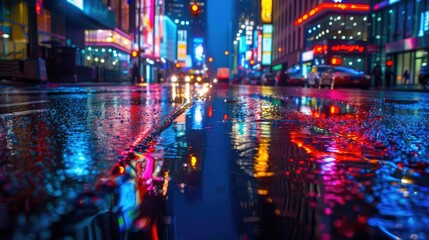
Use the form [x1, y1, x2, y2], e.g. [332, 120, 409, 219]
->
[131, 50, 138, 58]
[190, 3, 201, 17]
[386, 60, 393, 67]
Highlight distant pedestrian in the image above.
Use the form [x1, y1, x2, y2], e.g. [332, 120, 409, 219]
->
[402, 69, 410, 85]
[371, 64, 382, 88]
[384, 68, 394, 88]
[277, 70, 289, 86]
[131, 60, 140, 84]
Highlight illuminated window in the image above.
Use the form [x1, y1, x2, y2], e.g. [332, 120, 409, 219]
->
[37, 8, 51, 33]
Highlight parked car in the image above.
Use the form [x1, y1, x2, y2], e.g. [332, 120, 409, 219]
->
[306, 65, 329, 88]
[319, 65, 370, 89]
[285, 69, 306, 87]
[249, 72, 262, 85]
[418, 65, 429, 89]
[261, 73, 277, 86]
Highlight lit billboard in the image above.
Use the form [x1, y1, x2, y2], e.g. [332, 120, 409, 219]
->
[262, 24, 272, 65]
[161, 16, 177, 62]
[246, 20, 254, 46]
[84, 29, 132, 53]
[419, 11, 429, 37]
[193, 38, 205, 68]
[177, 30, 187, 61]
[137, 0, 154, 56]
[239, 35, 247, 54]
[67, 0, 83, 10]
[257, 30, 262, 62]
[261, 0, 272, 23]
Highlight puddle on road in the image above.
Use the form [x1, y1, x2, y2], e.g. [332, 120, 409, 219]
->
[2, 84, 428, 239]
[154, 90, 429, 239]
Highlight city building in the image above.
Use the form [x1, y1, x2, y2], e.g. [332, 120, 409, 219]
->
[160, 15, 178, 81]
[273, 0, 371, 78]
[369, 0, 429, 85]
[164, 0, 207, 70]
[164, 0, 190, 68]
[231, 0, 259, 78]
[165, 0, 190, 22]
[0, 0, 118, 81]
[133, 0, 167, 83]
[271, 0, 308, 74]
[82, 0, 133, 82]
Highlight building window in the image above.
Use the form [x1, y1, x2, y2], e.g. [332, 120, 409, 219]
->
[120, 0, 129, 31]
[293, 30, 295, 52]
[405, 0, 414, 38]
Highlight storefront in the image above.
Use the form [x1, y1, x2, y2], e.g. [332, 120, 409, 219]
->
[84, 29, 132, 81]
[302, 12, 369, 73]
[384, 43, 429, 85]
[370, 0, 429, 86]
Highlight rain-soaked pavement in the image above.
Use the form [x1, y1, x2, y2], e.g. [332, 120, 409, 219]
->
[1, 83, 429, 240]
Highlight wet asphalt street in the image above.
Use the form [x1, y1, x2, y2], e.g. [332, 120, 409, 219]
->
[1, 83, 429, 240]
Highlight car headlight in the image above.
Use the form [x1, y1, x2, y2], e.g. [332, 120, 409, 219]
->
[171, 76, 178, 82]
[185, 76, 191, 82]
[213, 78, 218, 83]
[197, 76, 202, 82]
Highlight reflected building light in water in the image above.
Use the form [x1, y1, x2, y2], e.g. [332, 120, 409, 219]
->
[192, 102, 204, 130]
[64, 135, 93, 177]
[172, 84, 177, 102]
[162, 170, 169, 196]
[300, 106, 312, 115]
[185, 83, 191, 101]
[191, 156, 197, 169]
[254, 123, 274, 178]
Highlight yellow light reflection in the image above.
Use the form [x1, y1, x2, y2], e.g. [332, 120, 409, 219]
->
[172, 83, 177, 100]
[401, 178, 413, 184]
[254, 123, 273, 178]
[258, 189, 269, 195]
[162, 171, 169, 196]
[185, 83, 191, 101]
[191, 155, 197, 169]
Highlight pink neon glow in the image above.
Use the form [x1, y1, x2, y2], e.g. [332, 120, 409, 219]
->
[141, 153, 155, 181]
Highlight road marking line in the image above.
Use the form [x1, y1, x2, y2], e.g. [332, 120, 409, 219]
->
[0, 100, 50, 108]
[0, 109, 50, 118]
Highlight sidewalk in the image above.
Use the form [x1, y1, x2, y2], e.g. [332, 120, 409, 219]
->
[380, 84, 428, 92]
[1, 78, 133, 88]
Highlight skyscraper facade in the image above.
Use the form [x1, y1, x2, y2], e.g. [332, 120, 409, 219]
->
[272, 0, 370, 77]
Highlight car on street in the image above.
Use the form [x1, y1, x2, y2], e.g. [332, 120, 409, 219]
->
[285, 69, 306, 87]
[308, 65, 333, 88]
[319, 65, 370, 89]
[261, 73, 277, 86]
[418, 65, 429, 89]
[170, 74, 190, 84]
[249, 72, 262, 85]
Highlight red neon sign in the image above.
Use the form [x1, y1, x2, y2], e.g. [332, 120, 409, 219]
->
[294, 3, 370, 26]
[331, 44, 365, 53]
[313, 45, 328, 54]
[36, 0, 43, 15]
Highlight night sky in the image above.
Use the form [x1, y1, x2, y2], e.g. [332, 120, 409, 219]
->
[207, 0, 233, 77]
